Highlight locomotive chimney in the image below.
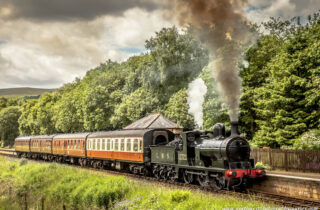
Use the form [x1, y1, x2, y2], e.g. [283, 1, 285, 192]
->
[230, 121, 240, 136]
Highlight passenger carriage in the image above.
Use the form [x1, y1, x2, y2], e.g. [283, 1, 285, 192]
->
[52, 133, 90, 163]
[30, 135, 55, 160]
[86, 129, 174, 172]
[14, 136, 31, 158]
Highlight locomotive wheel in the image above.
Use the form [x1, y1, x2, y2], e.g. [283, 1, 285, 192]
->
[153, 166, 160, 179]
[210, 176, 225, 190]
[197, 174, 209, 187]
[167, 169, 177, 182]
[183, 171, 194, 184]
[159, 167, 168, 180]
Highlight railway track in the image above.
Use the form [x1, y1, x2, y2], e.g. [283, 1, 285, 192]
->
[1, 148, 319, 208]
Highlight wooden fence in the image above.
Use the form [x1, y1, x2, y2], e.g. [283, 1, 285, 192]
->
[250, 148, 320, 173]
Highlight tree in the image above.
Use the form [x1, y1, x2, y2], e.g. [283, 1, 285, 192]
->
[251, 17, 320, 147]
[164, 89, 195, 129]
[111, 88, 161, 128]
[240, 20, 286, 139]
[200, 65, 229, 130]
[144, 27, 209, 101]
[19, 100, 39, 135]
[0, 106, 22, 146]
[0, 97, 8, 109]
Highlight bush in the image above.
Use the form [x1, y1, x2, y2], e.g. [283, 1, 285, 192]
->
[255, 161, 272, 170]
[294, 130, 320, 150]
[170, 190, 191, 202]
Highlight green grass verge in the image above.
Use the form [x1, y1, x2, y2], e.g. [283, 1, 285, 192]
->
[0, 157, 269, 209]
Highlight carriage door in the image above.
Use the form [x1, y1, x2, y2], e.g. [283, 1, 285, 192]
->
[153, 131, 169, 145]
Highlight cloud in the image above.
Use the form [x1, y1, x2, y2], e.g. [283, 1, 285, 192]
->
[246, 0, 320, 24]
[0, 0, 164, 21]
[1, 0, 319, 89]
[0, 8, 173, 88]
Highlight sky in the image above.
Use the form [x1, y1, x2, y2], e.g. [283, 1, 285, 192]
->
[0, 0, 320, 89]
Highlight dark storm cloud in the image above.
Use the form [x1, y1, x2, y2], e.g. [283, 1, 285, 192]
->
[1, 0, 163, 21]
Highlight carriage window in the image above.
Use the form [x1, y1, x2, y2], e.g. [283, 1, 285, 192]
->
[92, 139, 95, 150]
[115, 139, 119, 151]
[77, 140, 80, 149]
[107, 139, 110, 151]
[126, 139, 132, 152]
[102, 139, 105, 151]
[133, 139, 138, 152]
[120, 139, 125, 151]
[96, 139, 100, 150]
[139, 139, 143, 152]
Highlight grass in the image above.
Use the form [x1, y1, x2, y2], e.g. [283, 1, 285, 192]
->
[0, 157, 269, 209]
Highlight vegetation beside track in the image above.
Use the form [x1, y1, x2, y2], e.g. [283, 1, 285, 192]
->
[0, 157, 267, 209]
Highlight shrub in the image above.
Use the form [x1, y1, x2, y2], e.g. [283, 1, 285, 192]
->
[294, 130, 320, 150]
[255, 162, 272, 170]
[170, 190, 191, 203]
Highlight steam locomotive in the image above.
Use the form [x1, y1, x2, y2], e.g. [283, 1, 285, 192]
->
[14, 121, 265, 191]
[150, 122, 265, 190]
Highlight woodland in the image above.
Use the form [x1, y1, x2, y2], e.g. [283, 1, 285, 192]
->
[1, 15, 320, 150]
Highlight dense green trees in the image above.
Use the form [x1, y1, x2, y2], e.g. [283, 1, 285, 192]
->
[241, 16, 320, 147]
[15, 27, 207, 138]
[1, 16, 320, 149]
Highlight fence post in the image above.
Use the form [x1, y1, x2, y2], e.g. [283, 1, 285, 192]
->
[284, 150, 288, 171]
[269, 149, 272, 168]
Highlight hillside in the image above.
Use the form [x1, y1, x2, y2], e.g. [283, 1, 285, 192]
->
[0, 87, 55, 97]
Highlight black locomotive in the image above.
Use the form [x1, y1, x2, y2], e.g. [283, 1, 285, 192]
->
[150, 122, 265, 190]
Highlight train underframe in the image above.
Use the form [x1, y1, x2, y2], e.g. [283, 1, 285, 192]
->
[151, 163, 250, 191]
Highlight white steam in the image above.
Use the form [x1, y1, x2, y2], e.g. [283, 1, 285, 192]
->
[187, 78, 207, 129]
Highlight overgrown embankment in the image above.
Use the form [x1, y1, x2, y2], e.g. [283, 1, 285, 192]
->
[0, 157, 266, 209]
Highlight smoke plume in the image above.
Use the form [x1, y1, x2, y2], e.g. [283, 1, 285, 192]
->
[171, 0, 251, 122]
[187, 78, 207, 129]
